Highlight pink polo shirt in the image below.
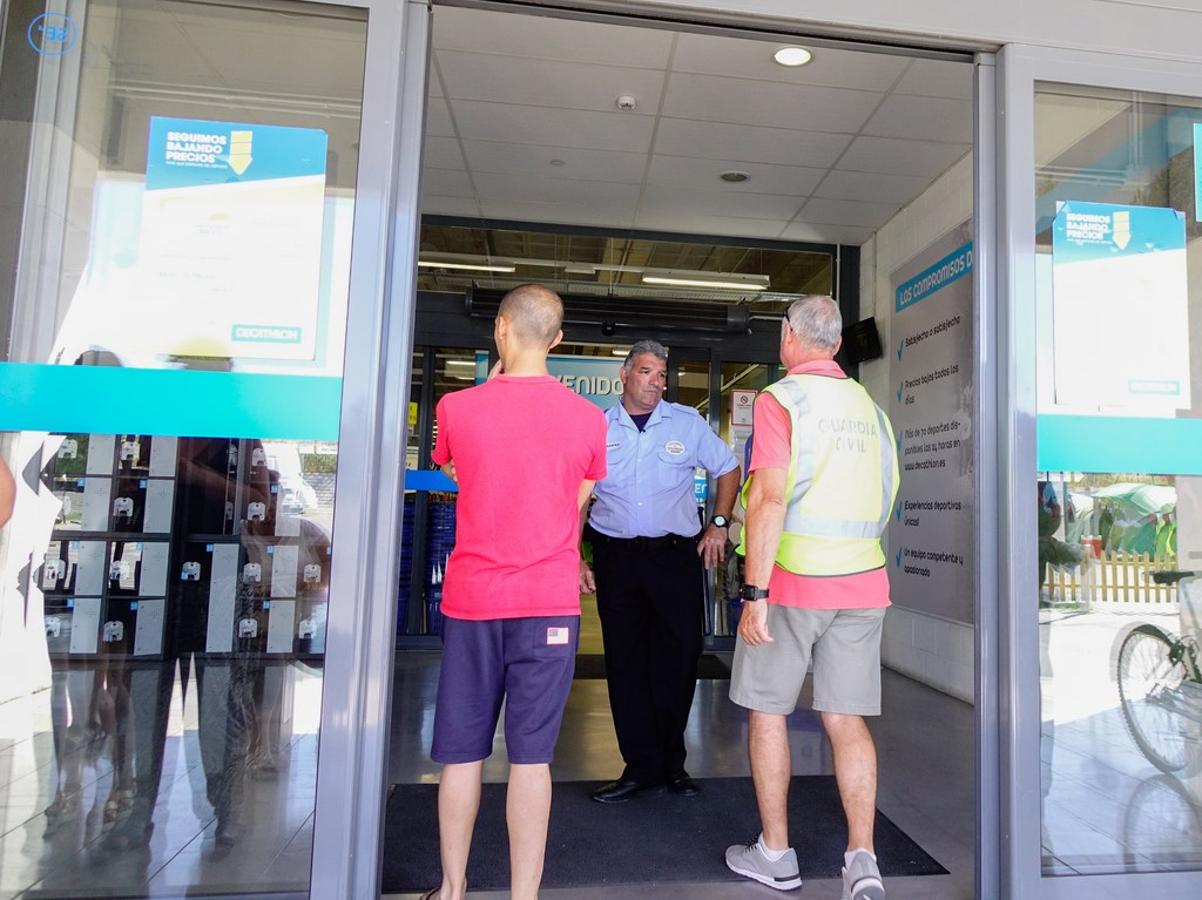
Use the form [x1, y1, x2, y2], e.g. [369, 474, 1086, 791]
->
[748, 360, 891, 610]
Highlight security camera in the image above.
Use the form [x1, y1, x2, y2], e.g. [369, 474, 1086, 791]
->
[601, 321, 617, 336]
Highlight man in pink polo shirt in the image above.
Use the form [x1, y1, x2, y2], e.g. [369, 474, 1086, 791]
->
[427, 284, 607, 900]
[725, 295, 898, 899]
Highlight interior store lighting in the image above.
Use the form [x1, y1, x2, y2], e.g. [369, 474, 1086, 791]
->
[773, 46, 813, 67]
[642, 274, 770, 291]
[418, 259, 516, 273]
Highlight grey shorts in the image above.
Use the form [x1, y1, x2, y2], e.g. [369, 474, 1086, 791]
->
[729, 605, 887, 716]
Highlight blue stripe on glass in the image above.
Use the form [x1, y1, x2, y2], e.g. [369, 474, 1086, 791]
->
[0, 363, 341, 440]
[404, 470, 458, 493]
[1037, 414, 1202, 475]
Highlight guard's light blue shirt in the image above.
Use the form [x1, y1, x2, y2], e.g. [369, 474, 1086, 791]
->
[588, 400, 738, 539]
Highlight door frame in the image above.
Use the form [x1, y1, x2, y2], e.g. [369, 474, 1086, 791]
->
[308, 0, 430, 898]
[995, 43, 1202, 900]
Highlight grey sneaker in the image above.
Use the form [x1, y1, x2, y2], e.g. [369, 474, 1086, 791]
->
[841, 850, 885, 900]
[725, 838, 802, 891]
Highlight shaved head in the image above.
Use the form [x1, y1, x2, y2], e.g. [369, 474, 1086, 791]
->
[497, 283, 564, 346]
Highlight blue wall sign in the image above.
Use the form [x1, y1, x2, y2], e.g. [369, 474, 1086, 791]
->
[27, 13, 77, 56]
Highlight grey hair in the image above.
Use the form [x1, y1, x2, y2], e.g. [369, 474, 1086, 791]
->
[622, 339, 668, 372]
[785, 295, 842, 351]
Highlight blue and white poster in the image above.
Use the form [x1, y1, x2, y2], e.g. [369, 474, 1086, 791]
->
[1051, 201, 1190, 411]
[474, 351, 624, 408]
[137, 117, 329, 361]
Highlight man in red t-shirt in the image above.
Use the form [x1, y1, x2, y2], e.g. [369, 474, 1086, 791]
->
[426, 284, 607, 900]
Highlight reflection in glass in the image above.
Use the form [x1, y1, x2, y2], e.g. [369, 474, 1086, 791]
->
[0, 0, 365, 895]
[1035, 84, 1202, 875]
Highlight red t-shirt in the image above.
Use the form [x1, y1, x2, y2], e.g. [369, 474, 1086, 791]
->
[748, 360, 891, 610]
[431, 375, 607, 620]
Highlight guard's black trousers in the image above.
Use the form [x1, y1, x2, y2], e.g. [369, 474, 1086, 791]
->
[589, 528, 705, 784]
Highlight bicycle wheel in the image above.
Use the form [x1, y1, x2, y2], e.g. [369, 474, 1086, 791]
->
[1117, 625, 1191, 774]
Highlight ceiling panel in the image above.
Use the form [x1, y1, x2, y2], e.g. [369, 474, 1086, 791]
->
[797, 197, 900, 229]
[425, 96, 456, 138]
[425, 136, 468, 171]
[779, 221, 874, 245]
[662, 74, 883, 133]
[813, 170, 932, 205]
[638, 184, 806, 220]
[436, 50, 666, 114]
[894, 59, 975, 99]
[654, 118, 852, 168]
[463, 142, 647, 183]
[473, 173, 642, 209]
[451, 101, 657, 152]
[422, 168, 476, 198]
[646, 155, 825, 197]
[861, 94, 974, 143]
[422, 195, 482, 218]
[633, 213, 788, 240]
[837, 136, 971, 177]
[672, 33, 909, 92]
[432, 6, 675, 69]
[419, 6, 974, 249]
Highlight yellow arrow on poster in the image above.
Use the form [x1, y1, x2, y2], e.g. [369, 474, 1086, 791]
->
[1112, 209, 1131, 249]
[228, 130, 253, 175]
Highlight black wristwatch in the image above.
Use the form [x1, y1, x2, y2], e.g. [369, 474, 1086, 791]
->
[740, 585, 770, 601]
[710, 515, 730, 529]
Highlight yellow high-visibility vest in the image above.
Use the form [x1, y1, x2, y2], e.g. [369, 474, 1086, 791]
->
[739, 374, 899, 576]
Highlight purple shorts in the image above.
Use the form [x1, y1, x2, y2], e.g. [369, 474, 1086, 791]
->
[431, 614, 579, 765]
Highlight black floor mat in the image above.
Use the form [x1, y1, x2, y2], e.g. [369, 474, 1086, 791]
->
[382, 776, 947, 892]
[573, 652, 731, 679]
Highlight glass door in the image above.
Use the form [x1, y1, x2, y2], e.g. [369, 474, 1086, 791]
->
[999, 45, 1202, 899]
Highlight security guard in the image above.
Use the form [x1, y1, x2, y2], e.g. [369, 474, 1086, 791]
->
[582, 339, 739, 802]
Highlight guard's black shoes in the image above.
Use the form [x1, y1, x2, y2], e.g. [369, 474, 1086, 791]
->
[667, 771, 700, 796]
[591, 778, 663, 803]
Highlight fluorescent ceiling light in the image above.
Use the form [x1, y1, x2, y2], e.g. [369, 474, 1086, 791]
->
[418, 259, 515, 273]
[642, 274, 769, 291]
[773, 46, 813, 67]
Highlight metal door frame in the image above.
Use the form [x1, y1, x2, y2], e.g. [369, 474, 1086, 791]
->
[995, 43, 1202, 900]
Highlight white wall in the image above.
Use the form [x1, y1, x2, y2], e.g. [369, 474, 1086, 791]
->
[630, 0, 1202, 63]
[860, 152, 975, 704]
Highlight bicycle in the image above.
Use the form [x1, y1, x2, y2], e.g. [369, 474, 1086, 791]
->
[1115, 570, 1202, 775]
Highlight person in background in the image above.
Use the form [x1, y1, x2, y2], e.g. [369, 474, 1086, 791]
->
[726, 295, 898, 899]
[426, 284, 607, 900]
[582, 339, 739, 803]
[0, 457, 15, 527]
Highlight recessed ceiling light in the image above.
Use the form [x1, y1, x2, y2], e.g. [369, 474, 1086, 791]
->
[773, 46, 813, 67]
[417, 260, 516, 273]
[643, 274, 769, 291]
[720, 170, 750, 183]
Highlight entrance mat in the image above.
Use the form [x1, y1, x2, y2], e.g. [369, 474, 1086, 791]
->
[381, 776, 947, 892]
[573, 652, 731, 680]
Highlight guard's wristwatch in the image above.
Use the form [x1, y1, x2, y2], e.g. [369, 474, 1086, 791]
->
[740, 585, 770, 601]
[711, 515, 730, 529]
